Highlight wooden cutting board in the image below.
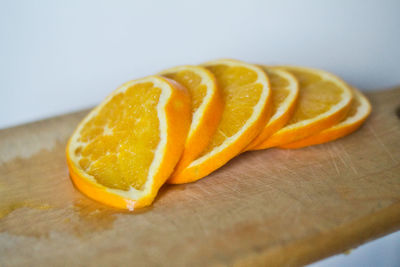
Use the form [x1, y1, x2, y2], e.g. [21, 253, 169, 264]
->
[0, 87, 399, 267]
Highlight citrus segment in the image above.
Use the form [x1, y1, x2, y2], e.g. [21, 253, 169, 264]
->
[256, 66, 353, 149]
[168, 59, 271, 184]
[281, 88, 371, 148]
[66, 76, 191, 210]
[159, 66, 223, 178]
[246, 66, 299, 151]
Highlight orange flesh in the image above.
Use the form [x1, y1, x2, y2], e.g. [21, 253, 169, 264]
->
[74, 82, 161, 191]
[163, 70, 207, 115]
[287, 70, 343, 125]
[266, 69, 290, 117]
[200, 65, 262, 154]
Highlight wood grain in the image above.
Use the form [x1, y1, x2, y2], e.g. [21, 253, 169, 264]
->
[0, 87, 399, 267]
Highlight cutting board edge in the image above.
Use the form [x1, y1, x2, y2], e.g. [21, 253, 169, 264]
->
[233, 201, 400, 267]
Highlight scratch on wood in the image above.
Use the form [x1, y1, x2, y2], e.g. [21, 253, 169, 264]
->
[331, 144, 359, 175]
[262, 183, 303, 204]
[225, 179, 241, 194]
[327, 146, 341, 176]
[341, 145, 359, 175]
[277, 162, 297, 176]
[367, 124, 397, 164]
[332, 144, 348, 168]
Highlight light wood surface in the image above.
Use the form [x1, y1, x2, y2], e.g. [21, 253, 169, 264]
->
[0, 87, 399, 267]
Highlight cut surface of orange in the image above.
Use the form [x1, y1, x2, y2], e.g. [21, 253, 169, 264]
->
[66, 76, 191, 210]
[246, 66, 299, 151]
[159, 65, 223, 177]
[168, 59, 271, 184]
[256, 66, 353, 149]
[281, 88, 371, 149]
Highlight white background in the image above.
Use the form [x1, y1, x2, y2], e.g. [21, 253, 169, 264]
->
[1, 0, 399, 266]
[1, 0, 400, 129]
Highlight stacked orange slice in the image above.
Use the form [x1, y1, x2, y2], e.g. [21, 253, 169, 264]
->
[255, 66, 353, 149]
[245, 66, 299, 151]
[169, 59, 271, 184]
[282, 88, 371, 149]
[66, 59, 371, 210]
[159, 65, 223, 178]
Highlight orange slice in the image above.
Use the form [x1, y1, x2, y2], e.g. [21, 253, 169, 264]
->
[168, 59, 271, 184]
[66, 76, 191, 210]
[281, 88, 371, 148]
[159, 66, 223, 177]
[256, 66, 353, 149]
[246, 66, 299, 151]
